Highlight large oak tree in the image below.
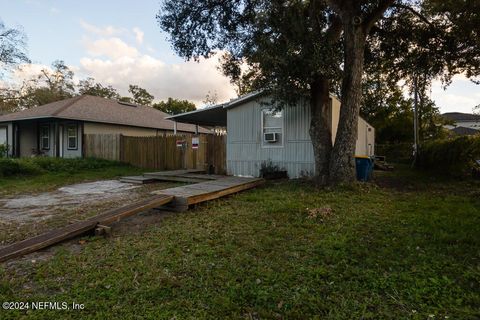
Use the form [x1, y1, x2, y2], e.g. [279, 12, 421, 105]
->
[158, 0, 479, 185]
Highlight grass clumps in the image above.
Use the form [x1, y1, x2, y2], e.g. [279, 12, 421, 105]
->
[0, 157, 130, 177]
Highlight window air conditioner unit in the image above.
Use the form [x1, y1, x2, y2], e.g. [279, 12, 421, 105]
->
[264, 132, 278, 143]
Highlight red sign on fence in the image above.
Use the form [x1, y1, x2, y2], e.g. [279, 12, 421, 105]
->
[176, 140, 186, 147]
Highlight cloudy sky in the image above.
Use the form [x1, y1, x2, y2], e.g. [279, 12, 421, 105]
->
[1, 0, 479, 112]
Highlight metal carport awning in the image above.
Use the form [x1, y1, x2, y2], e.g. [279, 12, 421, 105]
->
[166, 104, 227, 127]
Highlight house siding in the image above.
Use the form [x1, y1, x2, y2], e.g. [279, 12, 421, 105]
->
[226, 96, 374, 178]
[19, 121, 39, 157]
[83, 122, 163, 136]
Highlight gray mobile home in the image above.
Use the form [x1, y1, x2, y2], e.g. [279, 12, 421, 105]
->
[169, 91, 375, 178]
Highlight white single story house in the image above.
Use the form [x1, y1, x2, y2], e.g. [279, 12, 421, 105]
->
[0, 95, 208, 158]
[168, 91, 375, 178]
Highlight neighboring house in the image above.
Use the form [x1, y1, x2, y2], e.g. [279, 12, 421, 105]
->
[443, 112, 480, 135]
[168, 91, 375, 178]
[0, 95, 208, 158]
[450, 126, 480, 136]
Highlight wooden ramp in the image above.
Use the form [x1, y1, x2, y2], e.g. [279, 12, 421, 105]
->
[153, 177, 264, 211]
[0, 194, 173, 263]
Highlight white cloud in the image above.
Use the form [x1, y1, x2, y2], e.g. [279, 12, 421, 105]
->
[431, 75, 480, 114]
[79, 20, 127, 37]
[78, 50, 236, 105]
[74, 21, 237, 105]
[10, 63, 50, 84]
[82, 37, 139, 60]
[50, 7, 60, 14]
[133, 27, 144, 44]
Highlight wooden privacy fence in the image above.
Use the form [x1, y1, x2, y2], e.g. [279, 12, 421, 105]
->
[206, 134, 227, 175]
[84, 133, 226, 174]
[83, 134, 121, 161]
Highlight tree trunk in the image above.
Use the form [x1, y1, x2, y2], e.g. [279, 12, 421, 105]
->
[329, 17, 367, 185]
[309, 76, 332, 185]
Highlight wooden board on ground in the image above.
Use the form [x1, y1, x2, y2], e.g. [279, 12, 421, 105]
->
[0, 194, 173, 263]
[142, 175, 208, 183]
[176, 173, 224, 180]
[0, 220, 97, 263]
[91, 194, 173, 225]
[119, 176, 157, 184]
[143, 169, 205, 177]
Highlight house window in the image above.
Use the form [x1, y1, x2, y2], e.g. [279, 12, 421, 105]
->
[261, 109, 283, 147]
[67, 125, 78, 150]
[40, 125, 50, 150]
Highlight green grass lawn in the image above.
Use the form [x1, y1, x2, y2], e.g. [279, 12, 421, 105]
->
[0, 167, 479, 319]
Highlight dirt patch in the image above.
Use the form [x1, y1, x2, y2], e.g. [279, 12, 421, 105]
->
[0, 180, 140, 222]
[0, 180, 180, 245]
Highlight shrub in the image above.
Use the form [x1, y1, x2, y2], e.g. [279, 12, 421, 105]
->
[0, 159, 44, 177]
[0, 144, 9, 158]
[0, 157, 129, 178]
[260, 159, 288, 179]
[416, 136, 480, 176]
[27, 157, 125, 173]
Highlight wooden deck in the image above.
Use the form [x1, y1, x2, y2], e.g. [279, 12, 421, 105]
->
[0, 173, 264, 263]
[153, 176, 264, 211]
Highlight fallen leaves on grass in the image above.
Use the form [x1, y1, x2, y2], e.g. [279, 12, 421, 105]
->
[306, 206, 334, 222]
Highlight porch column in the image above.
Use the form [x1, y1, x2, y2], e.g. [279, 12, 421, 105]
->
[174, 121, 177, 134]
[54, 122, 59, 157]
[195, 124, 199, 135]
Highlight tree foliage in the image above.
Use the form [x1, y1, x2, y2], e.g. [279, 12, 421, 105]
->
[128, 84, 154, 106]
[158, 0, 480, 184]
[20, 60, 75, 108]
[78, 77, 120, 99]
[158, 0, 344, 104]
[153, 97, 196, 115]
[0, 19, 30, 77]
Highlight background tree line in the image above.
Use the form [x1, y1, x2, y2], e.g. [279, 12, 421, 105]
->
[0, 21, 196, 116]
[0, 59, 196, 115]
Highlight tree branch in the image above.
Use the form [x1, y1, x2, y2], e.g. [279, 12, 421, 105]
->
[363, 0, 396, 32]
[392, 3, 435, 27]
[325, 0, 349, 17]
[326, 14, 342, 42]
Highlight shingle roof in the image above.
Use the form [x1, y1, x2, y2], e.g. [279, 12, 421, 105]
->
[0, 95, 209, 133]
[442, 112, 480, 122]
[450, 126, 480, 136]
